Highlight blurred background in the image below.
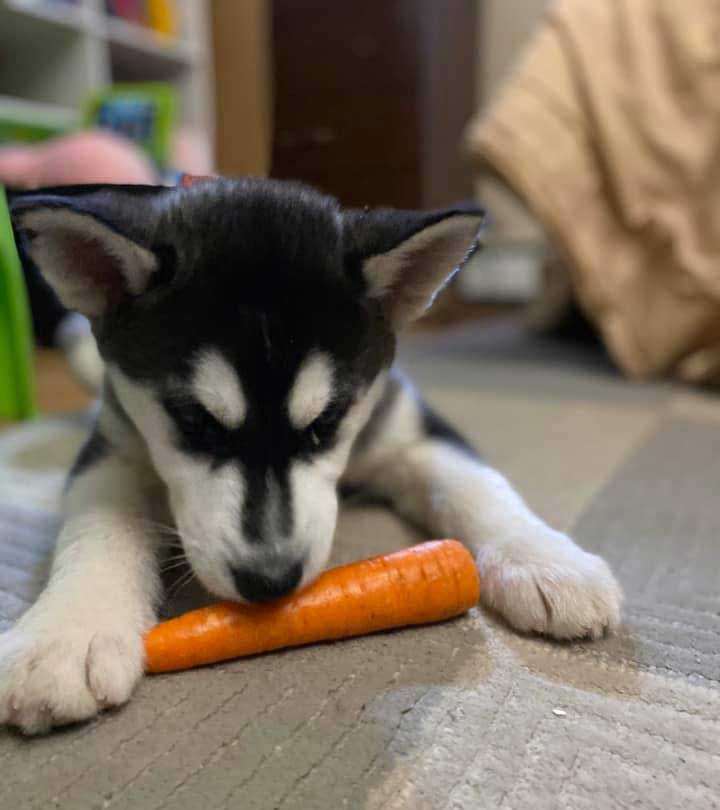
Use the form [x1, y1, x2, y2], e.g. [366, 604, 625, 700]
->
[1, 0, 719, 419]
[0, 0, 555, 416]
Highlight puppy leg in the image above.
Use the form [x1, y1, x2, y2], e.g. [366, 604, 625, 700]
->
[0, 441, 160, 734]
[345, 373, 622, 639]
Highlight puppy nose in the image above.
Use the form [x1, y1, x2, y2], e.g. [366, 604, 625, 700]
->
[231, 560, 303, 603]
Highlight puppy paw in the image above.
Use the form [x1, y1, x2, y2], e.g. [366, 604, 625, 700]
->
[0, 616, 145, 735]
[476, 530, 622, 640]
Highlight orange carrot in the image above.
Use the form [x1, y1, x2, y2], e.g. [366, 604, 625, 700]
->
[144, 540, 479, 673]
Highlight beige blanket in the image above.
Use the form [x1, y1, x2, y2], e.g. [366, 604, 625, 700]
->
[466, 0, 720, 385]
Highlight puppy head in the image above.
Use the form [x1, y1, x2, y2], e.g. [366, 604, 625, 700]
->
[13, 178, 483, 601]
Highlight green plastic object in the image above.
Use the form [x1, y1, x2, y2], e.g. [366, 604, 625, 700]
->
[83, 82, 177, 168]
[0, 117, 67, 145]
[0, 99, 72, 146]
[0, 186, 36, 421]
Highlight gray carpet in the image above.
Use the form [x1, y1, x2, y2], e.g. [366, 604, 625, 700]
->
[1, 324, 719, 810]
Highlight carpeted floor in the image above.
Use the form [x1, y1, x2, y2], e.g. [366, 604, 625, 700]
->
[1, 323, 719, 810]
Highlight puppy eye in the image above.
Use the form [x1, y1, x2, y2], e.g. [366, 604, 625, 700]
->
[171, 402, 209, 430]
[164, 399, 227, 449]
[304, 407, 341, 451]
[303, 422, 327, 453]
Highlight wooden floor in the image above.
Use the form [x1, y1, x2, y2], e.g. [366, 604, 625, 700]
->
[0, 350, 92, 430]
[34, 349, 92, 416]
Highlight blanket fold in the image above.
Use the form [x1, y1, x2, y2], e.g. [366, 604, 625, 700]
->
[466, 0, 720, 384]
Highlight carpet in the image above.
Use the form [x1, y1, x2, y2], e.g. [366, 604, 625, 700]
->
[1, 323, 718, 810]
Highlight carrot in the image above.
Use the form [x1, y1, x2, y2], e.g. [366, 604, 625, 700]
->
[144, 539, 479, 673]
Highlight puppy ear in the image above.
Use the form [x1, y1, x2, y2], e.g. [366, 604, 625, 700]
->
[344, 204, 485, 329]
[12, 187, 165, 318]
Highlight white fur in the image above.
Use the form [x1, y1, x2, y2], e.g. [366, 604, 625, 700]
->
[346, 382, 622, 639]
[175, 462, 246, 599]
[55, 313, 105, 393]
[288, 352, 333, 430]
[0, 453, 160, 734]
[0, 359, 622, 734]
[110, 366, 384, 597]
[406, 444, 621, 638]
[19, 208, 156, 317]
[2, 198, 622, 737]
[192, 349, 247, 428]
[342, 372, 423, 487]
[111, 367, 245, 599]
[290, 461, 339, 587]
[290, 375, 387, 586]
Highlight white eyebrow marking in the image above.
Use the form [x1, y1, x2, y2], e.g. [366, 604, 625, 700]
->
[288, 352, 333, 430]
[192, 349, 246, 428]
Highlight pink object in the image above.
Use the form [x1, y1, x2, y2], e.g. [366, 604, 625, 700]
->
[0, 130, 157, 189]
[107, 0, 145, 24]
[171, 128, 215, 177]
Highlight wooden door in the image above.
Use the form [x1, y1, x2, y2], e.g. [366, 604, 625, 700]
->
[271, 0, 478, 209]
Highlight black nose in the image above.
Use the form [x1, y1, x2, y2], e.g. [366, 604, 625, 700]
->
[231, 561, 303, 603]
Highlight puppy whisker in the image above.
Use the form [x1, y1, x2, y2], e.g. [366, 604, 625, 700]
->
[166, 566, 196, 600]
[139, 519, 182, 539]
[160, 559, 190, 574]
[162, 550, 187, 563]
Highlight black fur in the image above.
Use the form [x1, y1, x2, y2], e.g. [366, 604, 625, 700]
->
[104, 378, 131, 425]
[350, 371, 402, 458]
[12, 178, 484, 551]
[68, 431, 108, 481]
[343, 201, 485, 285]
[421, 402, 479, 457]
[17, 180, 389, 547]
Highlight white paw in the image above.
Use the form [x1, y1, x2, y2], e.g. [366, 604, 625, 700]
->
[477, 530, 622, 640]
[0, 615, 145, 735]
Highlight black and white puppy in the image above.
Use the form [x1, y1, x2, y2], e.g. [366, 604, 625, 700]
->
[0, 178, 621, 734]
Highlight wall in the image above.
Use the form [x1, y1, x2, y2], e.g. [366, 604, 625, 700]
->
[479, 0, 550, 101]
[458, 0, 551, 304]
[211, 0, 272, 176]
[473, 0, 550, 244]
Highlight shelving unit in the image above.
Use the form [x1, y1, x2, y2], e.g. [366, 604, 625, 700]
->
[0, 93, 78, 131]
[0, 0, 214, 156]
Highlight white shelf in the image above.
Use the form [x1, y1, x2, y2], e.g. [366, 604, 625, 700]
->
[105, 14, 200, 61]
[4, 0, 203, 62]
[104, 15, 199, 79]
[3, 0, 96, 35]
[0, 94, 78, 129]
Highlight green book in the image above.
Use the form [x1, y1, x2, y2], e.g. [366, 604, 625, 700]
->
[83, 82, 177, 168]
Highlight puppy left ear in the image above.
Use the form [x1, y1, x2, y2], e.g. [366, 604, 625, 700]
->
[344, 204, 485, 329]
[12, 188, 164, 318]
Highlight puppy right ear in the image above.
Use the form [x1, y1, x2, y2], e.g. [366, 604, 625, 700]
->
[344, 203, 485, 330]
[12, 186, 165, 318]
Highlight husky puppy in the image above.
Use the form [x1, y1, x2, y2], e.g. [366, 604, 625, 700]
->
[0, 179, 621, 733]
